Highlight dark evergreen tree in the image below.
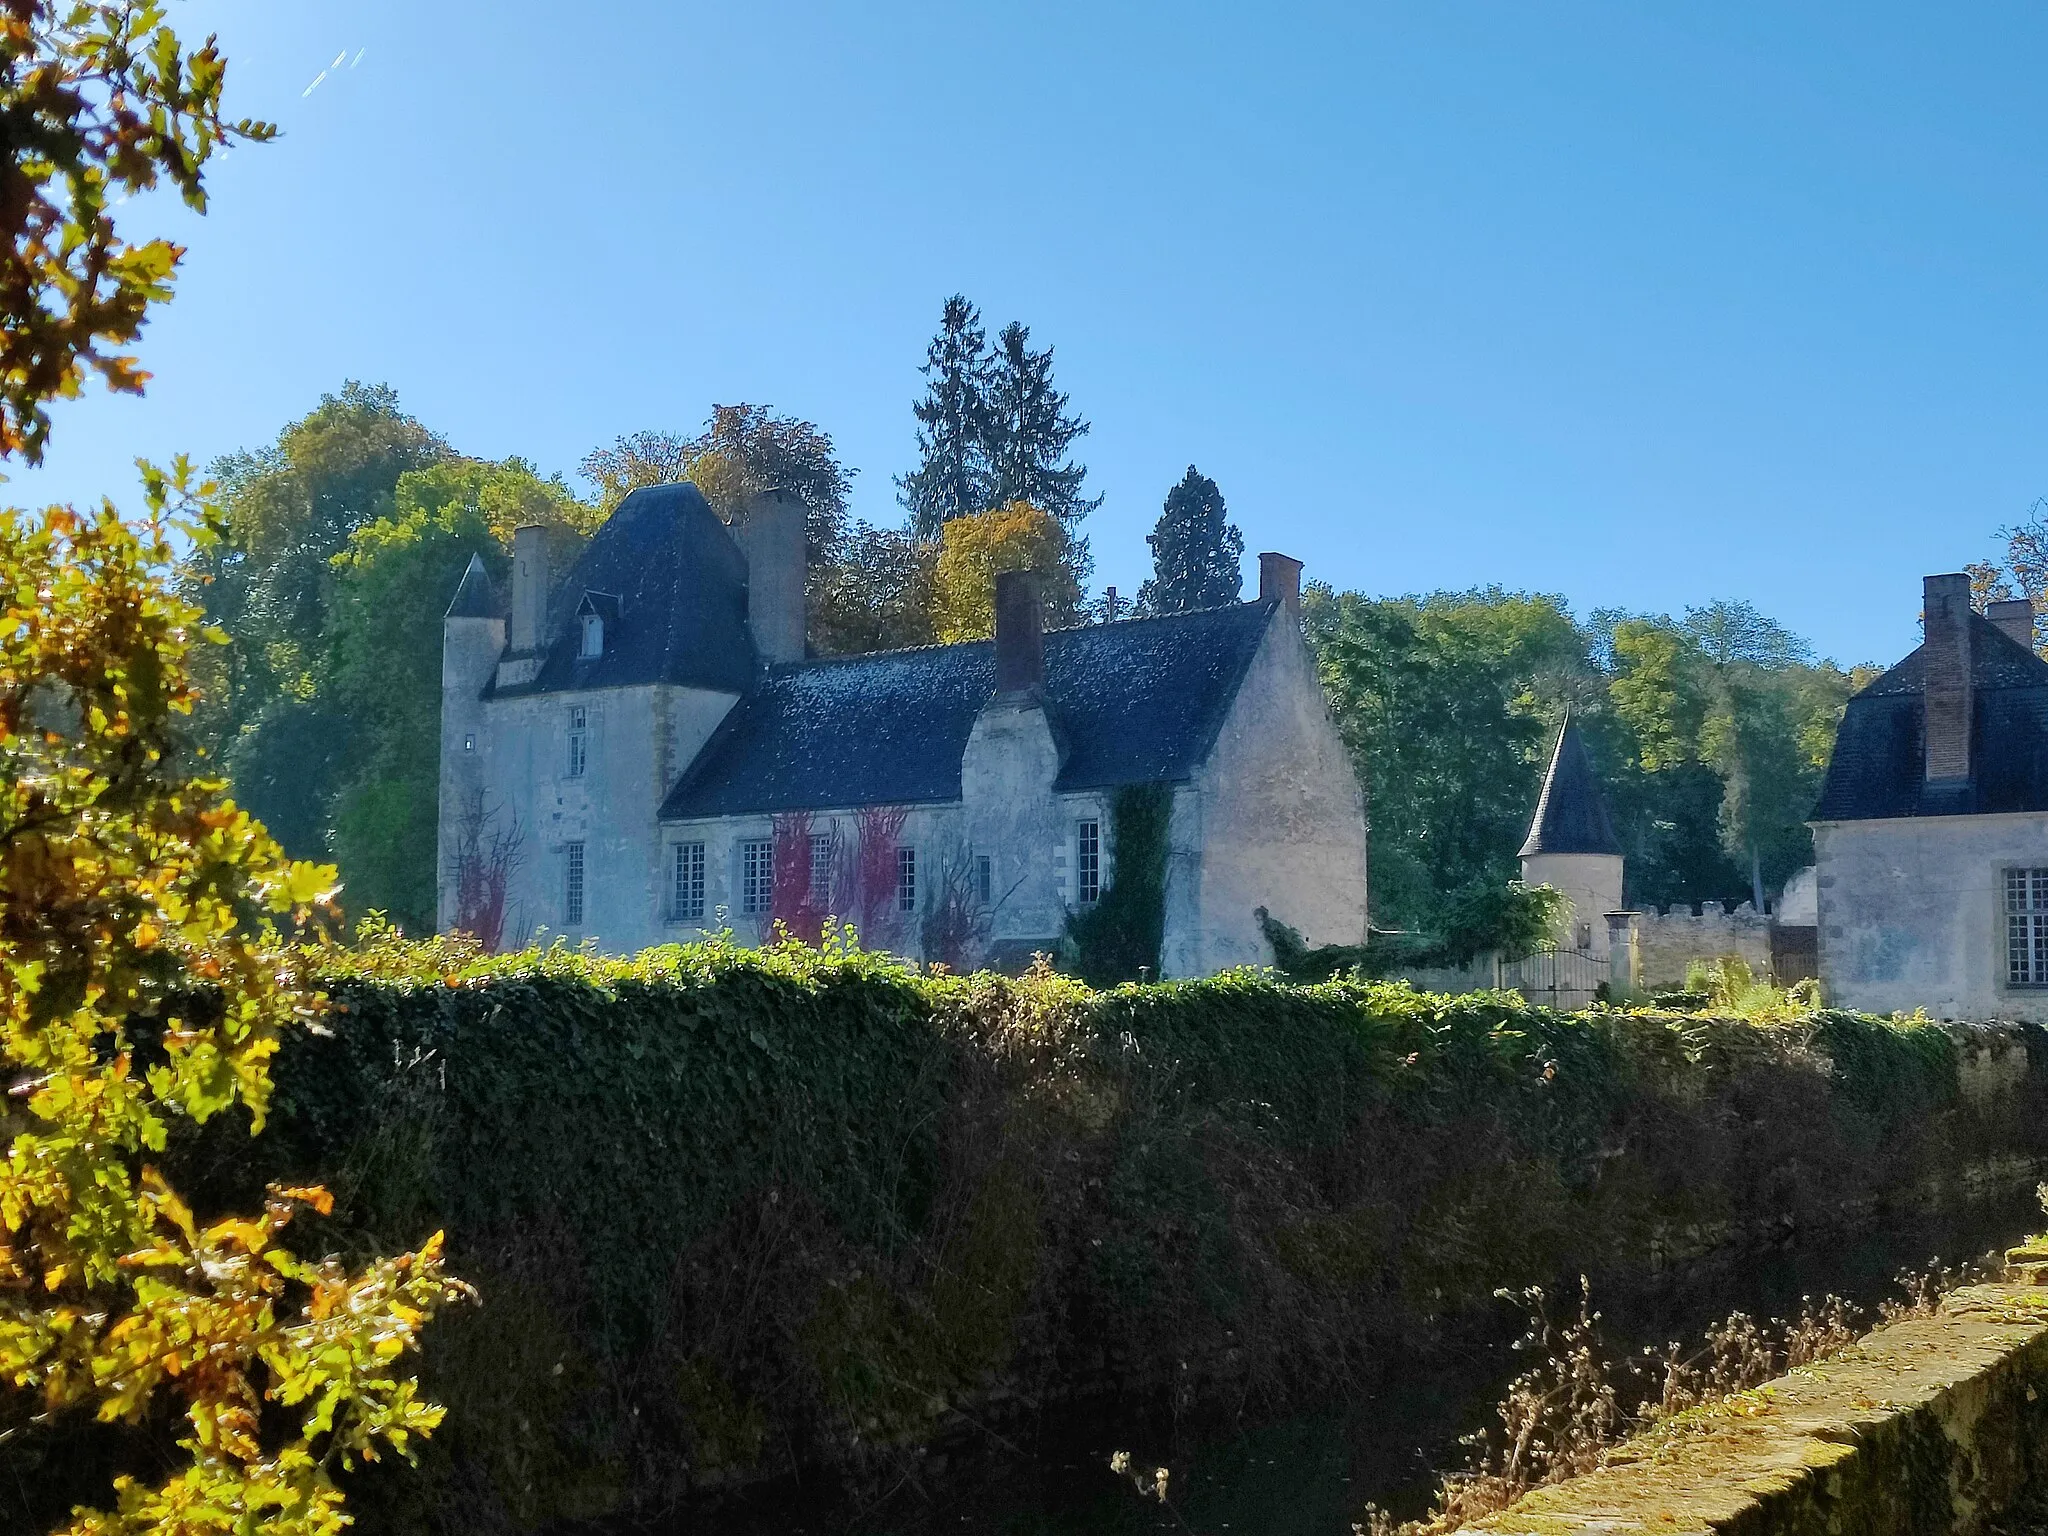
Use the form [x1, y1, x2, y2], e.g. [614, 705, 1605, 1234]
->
[1137, 466, 1243, 615]
[896, 295, 992, 539]
[983, 320, 1101, 532]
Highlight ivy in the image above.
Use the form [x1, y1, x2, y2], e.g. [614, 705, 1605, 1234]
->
[1063, 781, 1173, 985]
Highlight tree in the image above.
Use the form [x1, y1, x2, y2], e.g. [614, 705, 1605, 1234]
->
[180, 385, 452, 856]
[580, 404, 852, 556]
[1136, 466, 1243, 615]
[983, 322, 1101, 538]
[0, 3, 275, 462]
[930, 503, 1083, 643]
[811, 522, 938, 655]
[0, 14, 464, 1523]
[896, 295, 993, 539]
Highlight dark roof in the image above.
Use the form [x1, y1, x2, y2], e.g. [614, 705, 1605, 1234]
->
[662, 600, 1279, 819]
[1519, 716, 1622, 857]
[444, 553, 502, 619]
[490, 483, 758, 699]
[1813, 613, 2048, 820]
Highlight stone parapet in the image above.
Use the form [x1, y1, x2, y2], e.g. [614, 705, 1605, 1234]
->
[1459, 1282, 2048, 1534]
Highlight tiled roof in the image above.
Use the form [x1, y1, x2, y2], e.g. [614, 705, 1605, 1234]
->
[1518, 716, 1622, 857]
[488, 483, 758, 699]
[1813, 613, 2048, 820]
[661, 600, 1279, 819]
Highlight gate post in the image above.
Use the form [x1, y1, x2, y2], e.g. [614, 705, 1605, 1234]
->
[1605, 911, 1640, 997]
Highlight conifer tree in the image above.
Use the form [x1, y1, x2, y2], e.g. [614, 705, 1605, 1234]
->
[896, 296, 992, 539]
[983, 321, 1101, 535]
[1137, 466, 1244, 614]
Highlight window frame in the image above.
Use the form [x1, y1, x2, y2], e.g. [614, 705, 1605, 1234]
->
[896, 845, 918, 913]
[808, 831, 834, 908]
[580, 612, 604, 658]
[740, 838, 774, 916]
[566, 706, 588, 779]
[671, 841, 705, 923]
[564, 841, 585, 928]
[2006, 867, 2048, 988]
[975, 853, 993, 907]
[1076, 818, 1101, 905]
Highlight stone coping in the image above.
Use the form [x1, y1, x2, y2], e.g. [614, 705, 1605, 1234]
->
[1459, 1283, 2048, 1534]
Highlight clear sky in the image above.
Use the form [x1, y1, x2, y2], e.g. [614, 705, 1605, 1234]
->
[16, 0, 2048, 666]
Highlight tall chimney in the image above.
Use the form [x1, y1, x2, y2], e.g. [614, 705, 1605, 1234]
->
[1259, 552, 1303, 608]
[1923, 572, 1973, 783]
[1990, 597, 2036, 650]
[994, 570, 1045, 694]
[510, 524, 548, 655]
[738, 490, 806, 666]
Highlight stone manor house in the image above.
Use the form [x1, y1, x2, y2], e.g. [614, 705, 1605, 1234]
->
[436, 482, 1369, 973]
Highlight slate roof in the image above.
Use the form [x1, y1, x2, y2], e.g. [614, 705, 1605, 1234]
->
[1519, 716, 1622, 857]
[444, 553, 501, 619]
[1813, 612, 2048, 820]
[661, 600, 1279, 819]
[488, 483, 758, 699]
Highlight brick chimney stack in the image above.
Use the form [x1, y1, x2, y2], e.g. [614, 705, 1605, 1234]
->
[1259, 552, 1303, 609]
[1989, 597, 2036, 650]
[994, 570, 1045, 694]
[1923, 572, 1974, 784]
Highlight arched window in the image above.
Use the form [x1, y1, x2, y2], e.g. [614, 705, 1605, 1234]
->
[580, 612, 603, 658]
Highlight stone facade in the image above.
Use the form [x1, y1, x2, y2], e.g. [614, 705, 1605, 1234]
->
[437, 486, 1368, 974]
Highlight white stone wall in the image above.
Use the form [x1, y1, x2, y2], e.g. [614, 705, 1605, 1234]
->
[436, 613, 505, 934]
[960, 695, 1073, 952]
[1815, 811, 2048, 1021]
[1172, 607, 1369, 976]
[1632, 903, 1773, 989]
[1519, 850, 1623, 958]
[444, 681, 737, 953]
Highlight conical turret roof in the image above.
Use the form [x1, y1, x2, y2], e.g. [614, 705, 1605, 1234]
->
[444, 553, 502, 619]
[1519, 713, 1622, 858]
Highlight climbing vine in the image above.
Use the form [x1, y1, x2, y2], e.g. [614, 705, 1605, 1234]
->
[1063, 782, 1173, 985]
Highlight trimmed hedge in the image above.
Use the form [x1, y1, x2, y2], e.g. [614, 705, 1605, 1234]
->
[8, 934, 2045, 1534]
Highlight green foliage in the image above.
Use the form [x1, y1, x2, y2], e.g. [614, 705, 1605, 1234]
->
[897, 294, 993, 539]
[0, 481, 465, 1536]
[1063, 783, 1172, 985]
[35, 932, 2029, 1533]
[1137, 466, 1243, 615]
[0, 1, 275, 462]
[1260, 882, 1567, 980]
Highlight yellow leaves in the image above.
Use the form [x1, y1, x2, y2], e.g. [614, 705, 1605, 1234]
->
[132, 920, 158, 950]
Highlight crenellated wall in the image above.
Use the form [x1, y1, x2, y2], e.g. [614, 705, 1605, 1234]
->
[1631, 900, 1774, 989]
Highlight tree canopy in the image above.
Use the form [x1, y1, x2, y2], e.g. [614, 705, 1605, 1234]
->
[1137, 466, 1243, 615]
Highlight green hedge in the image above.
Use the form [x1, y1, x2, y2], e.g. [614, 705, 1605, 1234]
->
[8, 934, 2041, 1534]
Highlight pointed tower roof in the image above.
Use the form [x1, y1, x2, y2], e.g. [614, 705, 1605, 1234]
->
[1519, 713, 1622, 858]
[445, 553, 501, 619]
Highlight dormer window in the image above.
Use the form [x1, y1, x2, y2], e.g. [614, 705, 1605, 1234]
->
[581, 612, 603, 658]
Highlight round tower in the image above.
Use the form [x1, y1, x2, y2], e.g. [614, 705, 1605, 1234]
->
[1518, 713, 1625, 956]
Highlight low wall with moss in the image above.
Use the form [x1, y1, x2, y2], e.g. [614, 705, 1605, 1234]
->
[1463, 1280, 2048, 1534]
[16, 940, 2048, 1534]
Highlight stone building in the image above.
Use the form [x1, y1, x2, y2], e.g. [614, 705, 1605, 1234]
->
[1810, 573, 2048, 1021]
[1518, 714, 1625, 959]
[437, 481, 1368, 972]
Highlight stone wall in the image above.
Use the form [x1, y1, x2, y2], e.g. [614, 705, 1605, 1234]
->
[1460, 1279, 2048, 1534]
[1632, 901, 1773, 990]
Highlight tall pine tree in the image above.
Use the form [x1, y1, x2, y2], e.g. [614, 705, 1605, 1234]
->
[1137, 465, 1243, 614]
[896, 295, 992, 539]
[983, 320, 1101, 532]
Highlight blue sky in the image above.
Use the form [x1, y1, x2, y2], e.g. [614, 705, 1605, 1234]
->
[16, 0, 2048, 666]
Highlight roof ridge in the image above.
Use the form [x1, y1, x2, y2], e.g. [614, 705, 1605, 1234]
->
[772, 598, 1274, 675]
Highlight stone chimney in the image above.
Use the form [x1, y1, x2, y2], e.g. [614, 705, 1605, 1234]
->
[994, 570, 1045, 694]
[1923, 572, 1973, 784]
[509, 524, 548, 655]
[1259, 552, 1303, 608]
[738, 490, 806, 666]
[1990, 597, 2036, 650]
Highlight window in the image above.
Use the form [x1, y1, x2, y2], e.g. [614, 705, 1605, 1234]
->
[463, 732, 476, 753]
[896, 846, 917, 912]
[580, 612, 604, 658]
[1077, 818, 1101, 904]
[564, 841, 585, 927]
[566, 706, 587, 778]
[741, 839, 773, 915]
[672, 842, 705, 922]
[809, 832, 833, 907]
[2008, 868, 2048, 986]
[975, 854, 993, 907]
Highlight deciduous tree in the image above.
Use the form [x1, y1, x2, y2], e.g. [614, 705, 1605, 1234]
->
[931, 503, 1083, 642]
